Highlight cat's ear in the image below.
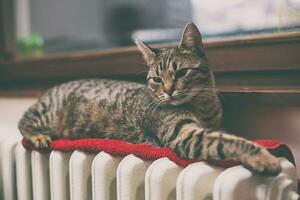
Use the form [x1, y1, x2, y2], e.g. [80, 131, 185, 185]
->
[135, 39, 157, 65]
[178, 23, 205, 56]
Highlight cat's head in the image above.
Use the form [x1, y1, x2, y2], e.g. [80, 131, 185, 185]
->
[135, 23, 215, 105]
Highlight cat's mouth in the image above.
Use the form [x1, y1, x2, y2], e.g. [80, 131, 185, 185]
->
[170, 94, 195, 105]
[158, 92, 193, 106]
[168, 98, 187, 105]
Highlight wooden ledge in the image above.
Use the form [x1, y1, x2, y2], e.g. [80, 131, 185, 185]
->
[1, 85, 299, 105]
[0, 32, 300, 83]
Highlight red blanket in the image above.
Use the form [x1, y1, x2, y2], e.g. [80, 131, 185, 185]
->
[22, 138, 295, 168]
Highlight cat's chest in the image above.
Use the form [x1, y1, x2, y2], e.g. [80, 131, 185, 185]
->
[188, 103, 222, 129]
[188, 106, 206, 121]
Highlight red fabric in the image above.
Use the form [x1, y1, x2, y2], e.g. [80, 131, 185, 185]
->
[22, 138, 295, 168]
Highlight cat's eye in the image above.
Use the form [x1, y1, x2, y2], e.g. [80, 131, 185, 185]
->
[175, 68, 188, 79]
[172, 63, 178, 71]
[152, 77, 162, 83]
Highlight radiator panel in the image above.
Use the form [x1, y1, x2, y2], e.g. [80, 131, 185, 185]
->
[0, 141, 3, 200]
[31, 151, 50, 200]
[213, 158, 298, 200]
[92, 152, 121, 200]
[145, 158, 183, 200]
[0, 126, 21, 200]
[69, 150, 96, 200]
[0, 136, 298, 200]
[49, 151, 72, 200]
[1, 139, 18, 200]
[15, 143, 32, 200]
[177, 162, 223, 200]
[117, 154, 152, 200]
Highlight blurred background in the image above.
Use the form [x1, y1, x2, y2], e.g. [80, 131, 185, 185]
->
[7, 0, 300, 57]
[1, 0, 300, 185]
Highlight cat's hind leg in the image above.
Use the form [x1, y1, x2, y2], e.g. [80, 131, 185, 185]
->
[28, 134, 52, 148]
[18, 102, 55, 149]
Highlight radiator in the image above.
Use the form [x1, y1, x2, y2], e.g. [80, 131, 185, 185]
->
[0, 129, 299, 200]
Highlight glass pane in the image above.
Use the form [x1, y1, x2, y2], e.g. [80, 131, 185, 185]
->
[14, 0, 300, 57]
[192, 0, 300, 38]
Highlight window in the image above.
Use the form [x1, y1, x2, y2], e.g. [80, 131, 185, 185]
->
[2, 0, 299, 58]
[0, 0, 299, 88]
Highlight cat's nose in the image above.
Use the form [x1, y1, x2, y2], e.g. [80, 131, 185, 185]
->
[163, 81, 175, 96]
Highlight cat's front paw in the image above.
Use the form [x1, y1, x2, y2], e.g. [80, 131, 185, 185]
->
[29, 134, 52, 149]
[243, 149, 281, 176]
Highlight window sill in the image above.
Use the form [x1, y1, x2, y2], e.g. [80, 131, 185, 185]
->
[0, 32, 299, 94]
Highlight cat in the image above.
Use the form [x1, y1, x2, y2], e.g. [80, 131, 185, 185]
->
[19, 23, 281, 176]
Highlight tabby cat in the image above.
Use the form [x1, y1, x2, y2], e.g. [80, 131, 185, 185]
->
[19, 23, 281, 176]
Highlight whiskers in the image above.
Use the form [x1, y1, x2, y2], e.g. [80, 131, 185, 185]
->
[143, 98, 163, 121]
[158, 93, 171, 102]
[190, 87, 223, 100]
[172, 86, 219, 102]
[133, 62, 149, 76]
[142, 86, 220, 119]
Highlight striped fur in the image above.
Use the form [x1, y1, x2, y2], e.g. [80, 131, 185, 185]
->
[19, 23, 281, 176]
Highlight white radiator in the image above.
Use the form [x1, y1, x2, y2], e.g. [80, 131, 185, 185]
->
[0, 129, 299, 200]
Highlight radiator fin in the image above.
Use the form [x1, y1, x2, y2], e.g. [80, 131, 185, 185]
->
[69, 150, 96, 200]
[145, 158, 183, 200]
[92, 151, 121, 200]
[1, 139, 18, 200]
[213, 158, 298, 200]
[177, 162, 223, 200]
[31, 151, 50, 200]
[117, 154, 152, 200]
[49, 151, 72, 200]
[15, 143, 32, 200]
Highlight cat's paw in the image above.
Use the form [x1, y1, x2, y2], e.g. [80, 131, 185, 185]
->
[30, 134, 52, 149]
[243, 149, 282, 176]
